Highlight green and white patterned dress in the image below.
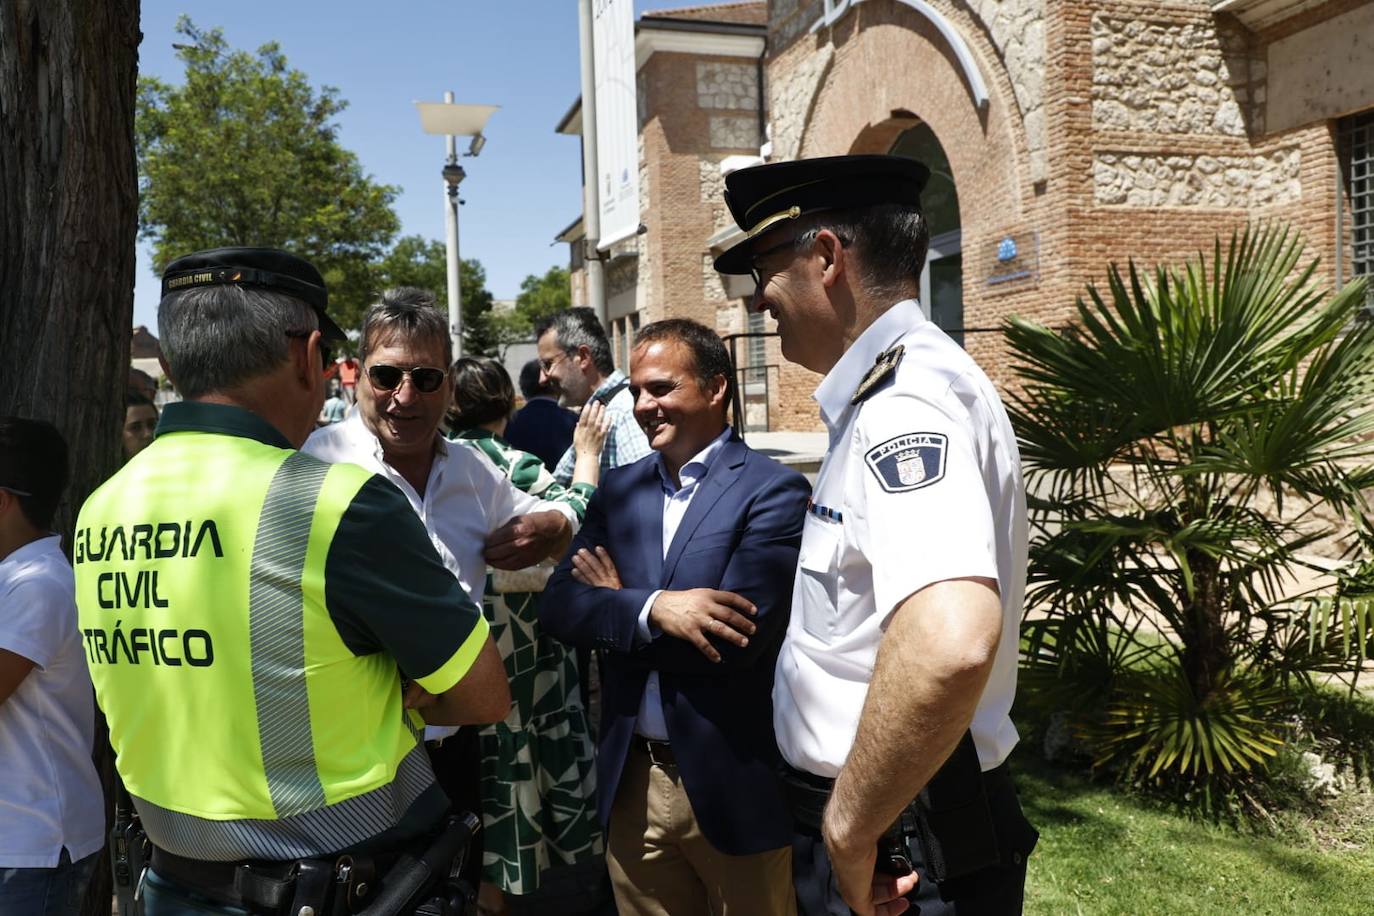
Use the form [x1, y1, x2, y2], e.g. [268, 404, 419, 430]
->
[453, 429, 604, 895]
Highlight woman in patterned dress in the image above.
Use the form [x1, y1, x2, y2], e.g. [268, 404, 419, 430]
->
[448, 357, 609, 915]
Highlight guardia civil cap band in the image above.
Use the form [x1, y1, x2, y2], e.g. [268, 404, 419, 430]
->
[713, 155, 930, 275]
[160, 246, 348, 343]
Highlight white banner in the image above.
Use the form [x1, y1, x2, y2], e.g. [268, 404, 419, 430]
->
[592, 0, 640, 250]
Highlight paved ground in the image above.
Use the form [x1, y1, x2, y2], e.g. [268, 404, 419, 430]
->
[739, 429, 827, 479]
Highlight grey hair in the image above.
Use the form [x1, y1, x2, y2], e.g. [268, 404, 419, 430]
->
[533, 307, 614, 375]
[360, 287, 452, 367]
[793, 203, 929, 301]
[158, 285, 317, 399]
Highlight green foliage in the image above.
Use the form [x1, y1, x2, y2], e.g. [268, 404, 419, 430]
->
[371, 235, 501, 356]
[1008, 224, 1374, 805]
[514, 265, 572, 329]
[136, 18, 400, 327]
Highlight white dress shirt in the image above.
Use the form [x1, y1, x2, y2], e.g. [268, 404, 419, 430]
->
[304, 411, 579, 603]
[773, 299, 1027, 775]
[633, 428, 733, 741]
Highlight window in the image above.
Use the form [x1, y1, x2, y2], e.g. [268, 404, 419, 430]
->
[1339, 110, 1374, 311]
[746, 308, 767, 382]
[615, 313, 640, 371]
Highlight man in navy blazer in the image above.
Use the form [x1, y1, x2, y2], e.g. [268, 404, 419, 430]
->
[543, 319, 809, 916]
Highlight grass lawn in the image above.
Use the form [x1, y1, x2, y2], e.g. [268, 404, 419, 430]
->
[1015, 750, 1374, 915]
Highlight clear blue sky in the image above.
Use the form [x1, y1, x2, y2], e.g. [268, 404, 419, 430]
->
[133, 0, 664, 331]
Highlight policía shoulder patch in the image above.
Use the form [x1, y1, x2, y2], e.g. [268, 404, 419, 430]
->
[864, 432, 947, 493]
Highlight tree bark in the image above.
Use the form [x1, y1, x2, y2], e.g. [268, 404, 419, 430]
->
[1, 3, 141, 914]
[1181, 550, 1231, 701]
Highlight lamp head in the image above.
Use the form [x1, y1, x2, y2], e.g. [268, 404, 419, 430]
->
[442, 163, 467, 188]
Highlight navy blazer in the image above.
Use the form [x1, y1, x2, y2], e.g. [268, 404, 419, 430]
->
[504, 397, 577, 471]
[542, 434, 810, 856]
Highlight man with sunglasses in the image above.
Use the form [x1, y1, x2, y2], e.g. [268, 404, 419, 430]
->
[73, 248, 510, 914]
[305, 287, 584, 606]
[712, 157, 1038, 916]
[303, 287, 592, 895]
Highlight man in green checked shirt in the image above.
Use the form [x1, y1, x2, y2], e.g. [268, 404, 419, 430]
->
[536, 308, 652, 484]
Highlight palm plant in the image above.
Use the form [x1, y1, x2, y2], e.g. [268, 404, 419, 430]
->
[1008, 224, 1374, 797]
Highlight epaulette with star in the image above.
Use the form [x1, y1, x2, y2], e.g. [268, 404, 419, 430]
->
[851, 344, 904, 405]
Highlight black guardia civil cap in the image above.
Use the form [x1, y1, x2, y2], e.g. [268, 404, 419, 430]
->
[160, 246, 348, 343]
[714, 154, 930, 275]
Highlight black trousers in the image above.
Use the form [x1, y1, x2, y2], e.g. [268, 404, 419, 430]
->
[792, 768, 1037, 916]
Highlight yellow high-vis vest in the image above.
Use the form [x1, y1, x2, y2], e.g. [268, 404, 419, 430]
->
[74, 424, 435, 860]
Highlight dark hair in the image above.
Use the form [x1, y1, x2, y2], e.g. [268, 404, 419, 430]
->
[0, 417, 69, 530]
[449, 357, 516, 431]
[795, 203, 929, 299]
[517, 358, 555, 399]
[361, 287, 452, 368]
[632, 319, 734, 418]
[533, 307, 614, 375]
[126, 391, 156, 411]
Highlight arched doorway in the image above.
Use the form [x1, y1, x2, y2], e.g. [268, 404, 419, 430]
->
[890, 123, 962, 346]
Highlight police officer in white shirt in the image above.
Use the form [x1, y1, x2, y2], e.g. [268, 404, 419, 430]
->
[713, 155, 1038, 916]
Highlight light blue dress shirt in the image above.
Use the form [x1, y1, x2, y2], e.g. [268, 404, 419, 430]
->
[633, 427, 733, 741]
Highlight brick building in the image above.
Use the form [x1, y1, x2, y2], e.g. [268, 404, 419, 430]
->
[559, 0, 1374, 432]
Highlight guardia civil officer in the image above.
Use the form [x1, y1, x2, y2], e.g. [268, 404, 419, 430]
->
[713, 157, 1038, 916]
[73, 248, 510, 914]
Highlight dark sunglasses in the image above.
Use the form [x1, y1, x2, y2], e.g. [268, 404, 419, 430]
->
[367, 364, 448, 393]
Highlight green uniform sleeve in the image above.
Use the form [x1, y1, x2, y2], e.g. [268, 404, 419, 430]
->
[325, 476, 488, 694]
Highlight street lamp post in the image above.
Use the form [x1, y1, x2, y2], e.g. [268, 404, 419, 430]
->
[415, 93, 498, 360]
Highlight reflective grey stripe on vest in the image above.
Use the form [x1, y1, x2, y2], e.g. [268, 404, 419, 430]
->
[132, 743, 439, 861]
[249, 450, 331, 817]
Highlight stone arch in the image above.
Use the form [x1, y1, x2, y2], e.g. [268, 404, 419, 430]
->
[793, 1, 1037, 334]
[800, 3, 1028, 215]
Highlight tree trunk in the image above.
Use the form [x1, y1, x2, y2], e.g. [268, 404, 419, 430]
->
[1, 3, 141, 914]
[1181, 550, 1231, 701]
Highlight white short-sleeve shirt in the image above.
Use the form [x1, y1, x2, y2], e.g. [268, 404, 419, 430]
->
[773, 299, 1027, 776]
[0, 536, 106, 867]
[303, 412, 579, 604]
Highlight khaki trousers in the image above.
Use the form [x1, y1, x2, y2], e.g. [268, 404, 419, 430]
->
[606, 743, 796, 916]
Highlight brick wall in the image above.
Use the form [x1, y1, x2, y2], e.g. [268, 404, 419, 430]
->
[762, 0, 1355, 399]
[569, 0, 1362, 429]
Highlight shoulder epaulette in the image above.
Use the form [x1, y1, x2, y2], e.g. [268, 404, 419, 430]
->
[850, 344, 904, 405]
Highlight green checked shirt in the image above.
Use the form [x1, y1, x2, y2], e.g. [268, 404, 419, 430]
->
[552, 369, 651, 484]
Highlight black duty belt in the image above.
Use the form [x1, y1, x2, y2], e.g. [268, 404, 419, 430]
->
[147, 813, 482, 916]
[631, 735, 677, 767]
[779, 732, 1012, 883]
[150, 844, 384, 914]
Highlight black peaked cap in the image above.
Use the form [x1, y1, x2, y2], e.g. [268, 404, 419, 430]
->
[714, 155, 930, 275]
[161, 246, 347, 343]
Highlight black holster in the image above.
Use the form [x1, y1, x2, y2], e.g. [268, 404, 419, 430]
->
[907, 732, 1001, 881]
[358, 812, 480, 916]
[111, 778, 150, 916]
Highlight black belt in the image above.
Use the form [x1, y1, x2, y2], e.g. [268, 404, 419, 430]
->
[631, 735, 676, 767]
[150, 844, 387, 914]
[779, 759, 1014, 836]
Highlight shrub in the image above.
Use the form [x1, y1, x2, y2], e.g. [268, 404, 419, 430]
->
[1009, 224, 1374, 811]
